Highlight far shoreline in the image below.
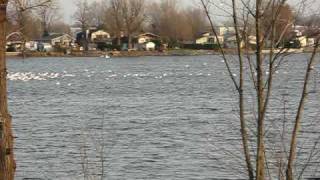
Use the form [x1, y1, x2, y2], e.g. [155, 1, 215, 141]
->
[6, 48, 316, 58]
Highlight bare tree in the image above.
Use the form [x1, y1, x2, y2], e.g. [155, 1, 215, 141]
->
[147, 0, 181, 46]
[0, 1, 15, 179]
[183, 7, 208, 40]
[200, 0, 320, 179]
[0, 1, 52, 178]
[49, 21, 71, 35]
[105, 0, 145, 49]
[88, 0, 107, 28]
[8, 0, 54, 56]
[105, 0, 124, 46]
[147, 0, 207, 47]
[120, 0, 145, 49]
[35, 0, 60, 37]
[73, 0, 90, 51]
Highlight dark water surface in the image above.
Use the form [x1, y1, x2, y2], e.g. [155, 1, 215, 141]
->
[7, 55, 320, 179]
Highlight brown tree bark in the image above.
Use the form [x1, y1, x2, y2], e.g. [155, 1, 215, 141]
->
[286, 40, 320, 180]
[128, 34, 132, 49]
[231, 1, 254, 179]
[255, 0, 266, 179]
[0, 1, 15, 179]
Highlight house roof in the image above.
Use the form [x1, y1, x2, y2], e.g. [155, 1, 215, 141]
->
[197, 31, 211, 37]
[7, 32, 23, 42]
[138, 33, 160, 38]
[92, 29, 109, 34]
[36, 33, 73, 41]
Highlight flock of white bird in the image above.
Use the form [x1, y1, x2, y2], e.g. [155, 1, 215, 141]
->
[6, 62, 288, 83]
[7, 72, 74, 82]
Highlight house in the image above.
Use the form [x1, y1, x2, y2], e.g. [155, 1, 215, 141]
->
[196, 32, 224, 45]
[25, 41, 38, 51]
[287, 25, 320, 48]
[296, 36, 307, 47]
[37, 43, 53, 52]
[307, 38, 316, 46]
[75, 27, 98, 49]
[6, 32, 23, 52]
[288, 36, 316, 48]
[89, 30, 113, 50]
[90, 30, 111, 42]
[112, 36, 139, 51]
[246, 35, 257, 49]
[215, 26, 236, 36]
[36, 33, 74, 47]
[136, 33, 160, 50]
[111, 32, 159, 51]
[137, 33, 160, 44]
[292, 25, 308, 37]
[224, 35, 245, 48]
[34, 33, 73, 52]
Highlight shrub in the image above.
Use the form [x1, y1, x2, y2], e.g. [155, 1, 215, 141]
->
[96, 42, 121, 51]
[181, 43, 220, 50]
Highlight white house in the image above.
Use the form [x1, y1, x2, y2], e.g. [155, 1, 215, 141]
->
[137, 33, 160, 44]
[91, 30, 111, 42]
[25, 41, 38, 51]
[296, 36, 307, 47]
[196, 32, 224, 44]
[36, 33, 74, 47]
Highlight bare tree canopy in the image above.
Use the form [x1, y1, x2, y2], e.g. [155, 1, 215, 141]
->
[200, 0, 320, 180]
[104, 0, 145, 48]
[147, 0, 208, 47]
[73, 0, 90, 31]
[35, 0, 60, 37]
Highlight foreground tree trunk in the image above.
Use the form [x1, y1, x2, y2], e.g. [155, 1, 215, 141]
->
[286, 40, 320, 180]
[0, 1, 15, 179]
[231, 0, 254, 179]
[255, 1, 266, 179]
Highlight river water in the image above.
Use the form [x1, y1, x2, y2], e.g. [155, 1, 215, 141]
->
[7, 55, 320, 179]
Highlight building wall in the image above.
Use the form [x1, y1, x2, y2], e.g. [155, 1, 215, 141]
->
[307, 38, 315, 46]
[196, 36, 224, 44]
[52, 35, 73, 46]
[196, 37, 209, 44]
[145, 42, 156, 50]
[91, 30, 110, 41]
[297, 36, 307, 47]
[138, 35, 157, 44]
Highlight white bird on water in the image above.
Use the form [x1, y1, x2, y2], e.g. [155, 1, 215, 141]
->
[101, 54, 111, 59]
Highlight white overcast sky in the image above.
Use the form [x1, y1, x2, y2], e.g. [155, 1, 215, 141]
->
[58, 0, 320, 23]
